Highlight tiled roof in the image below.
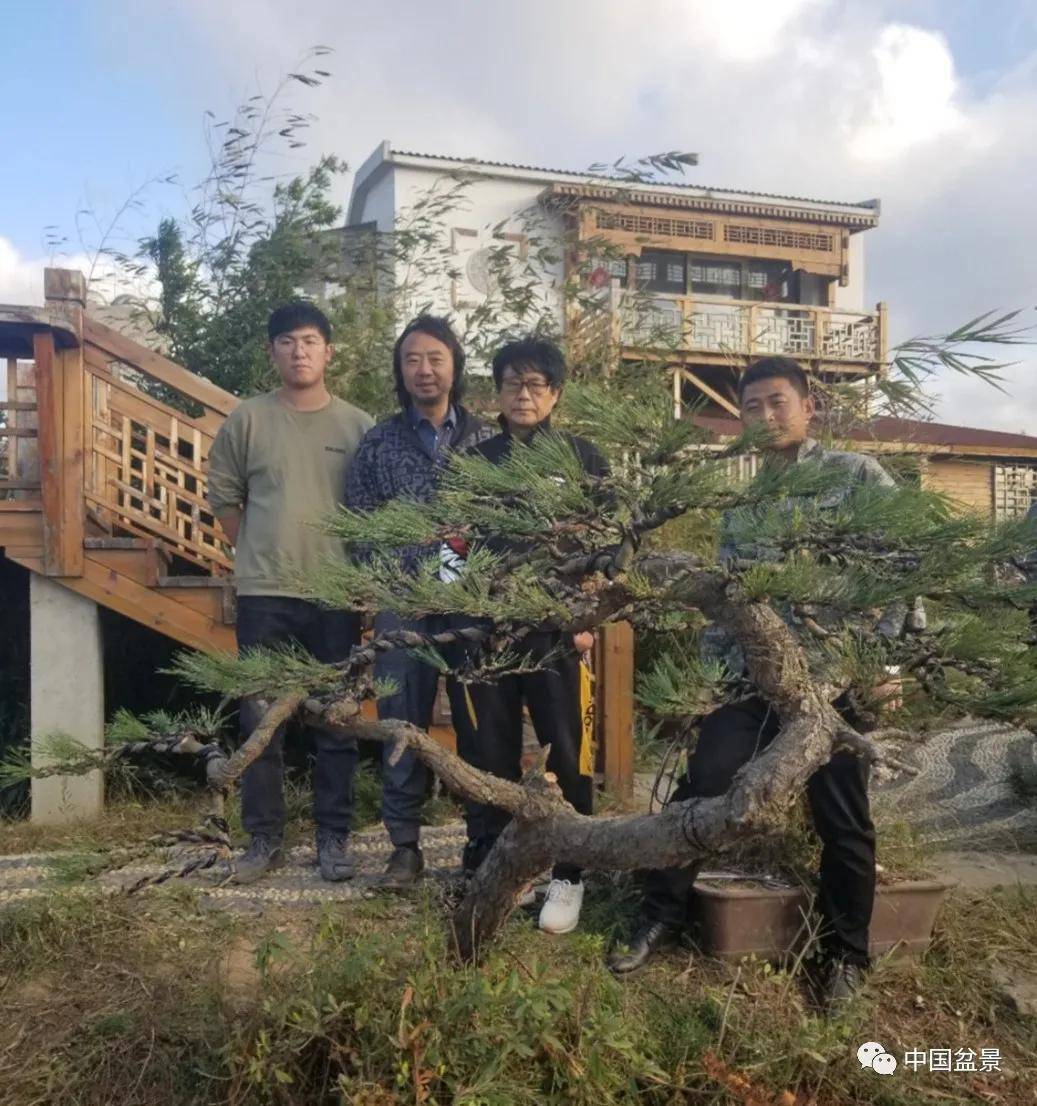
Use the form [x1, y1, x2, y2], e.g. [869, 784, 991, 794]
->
[863, 417, 1037, 450]
[391, 149, 878, 212]
[693, 414, 1037, 452]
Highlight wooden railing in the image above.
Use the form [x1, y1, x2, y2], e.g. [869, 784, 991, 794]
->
[3, 270, 239, 578]
[81, 317, 237, 575]
[1, 356, 41, 503]
[612, 286, 886, 367]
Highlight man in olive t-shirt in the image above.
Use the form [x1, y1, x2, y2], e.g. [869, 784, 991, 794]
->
[207, 301, 373, 884]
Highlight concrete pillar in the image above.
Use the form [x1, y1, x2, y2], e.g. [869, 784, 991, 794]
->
[30, 575, 105, 823]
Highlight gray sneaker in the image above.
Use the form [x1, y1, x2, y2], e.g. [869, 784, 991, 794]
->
[316, 829, 356, 882]
[232, 833, 284, 885]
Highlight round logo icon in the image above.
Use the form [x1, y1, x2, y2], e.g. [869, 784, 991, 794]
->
[857, 1042, 885, 1069]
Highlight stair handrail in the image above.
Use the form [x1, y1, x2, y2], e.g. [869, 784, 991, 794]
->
[25, 268, 242, 580]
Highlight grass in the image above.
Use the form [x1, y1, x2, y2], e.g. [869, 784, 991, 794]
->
[0, 777, 1030, 1104]
[0, 877, 1034, 1105]
[0, 794, 211, 856]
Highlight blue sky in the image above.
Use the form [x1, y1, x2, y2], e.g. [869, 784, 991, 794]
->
[3, 0, 1036, 430]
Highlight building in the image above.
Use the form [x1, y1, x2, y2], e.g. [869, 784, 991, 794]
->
[345, 142, 885, 415]
[694, 413, 1037, 519]
[344, 142, 1037, 518]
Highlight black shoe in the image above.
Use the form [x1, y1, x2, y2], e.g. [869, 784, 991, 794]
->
[232, 833, 284, 885]
[316, 829, 356, 882]
[378, 845, 424, 889]
[607, 921, 681, 976]
[819, 959, 865, 1017]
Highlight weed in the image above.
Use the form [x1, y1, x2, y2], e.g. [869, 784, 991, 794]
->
[1, 882, 1033, 1105]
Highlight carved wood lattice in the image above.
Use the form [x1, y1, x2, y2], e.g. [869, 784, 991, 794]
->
[85, 364, 232, 573]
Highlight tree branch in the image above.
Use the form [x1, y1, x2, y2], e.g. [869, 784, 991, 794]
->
[206, 693, 306, 789]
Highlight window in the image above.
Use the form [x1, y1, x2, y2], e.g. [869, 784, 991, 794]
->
[689, 260, 741, 298]
[689, 257, 795, 301]
[744, 261, 792, 302]
[635, 250, 686, 294]
[606, 258, 628, 280]
[620, 249, 803, 301]
[994, 464, 1037, 520]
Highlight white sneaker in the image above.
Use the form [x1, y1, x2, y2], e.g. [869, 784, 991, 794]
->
[538, 879, 584, 934]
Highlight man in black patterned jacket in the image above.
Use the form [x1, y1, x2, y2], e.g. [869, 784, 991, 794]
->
[344, 316, 493, 887]
[459, 336, 608, 936]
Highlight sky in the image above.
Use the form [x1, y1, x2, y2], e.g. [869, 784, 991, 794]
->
[2, 0, 1036, 431]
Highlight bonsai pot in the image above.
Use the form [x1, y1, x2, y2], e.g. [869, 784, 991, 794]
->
[689, 876, 956, 962]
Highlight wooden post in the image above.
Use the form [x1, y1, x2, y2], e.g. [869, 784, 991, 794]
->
[596, 620, 635, 801]
[42, 269, 86, 576]
[43, 267, 87, 310]
[58, 341, 85, 576]
[876, 301, 888, 373]
[5, 357, 17, 483]
[33, 331, 63, 575]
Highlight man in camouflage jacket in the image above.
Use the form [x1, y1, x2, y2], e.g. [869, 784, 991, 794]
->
[610, 356, 917, 1015]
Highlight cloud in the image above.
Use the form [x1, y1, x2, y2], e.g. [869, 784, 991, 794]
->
[0, 237, 48, 306]
[668, 0, 825, 63]
[846, 25, 969, 162]
[0, 239, 130, 307]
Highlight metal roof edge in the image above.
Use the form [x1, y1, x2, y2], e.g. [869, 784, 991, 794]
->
[385, 147, 879, 217]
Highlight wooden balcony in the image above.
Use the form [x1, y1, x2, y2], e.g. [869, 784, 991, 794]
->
[611, 288, 887, 374]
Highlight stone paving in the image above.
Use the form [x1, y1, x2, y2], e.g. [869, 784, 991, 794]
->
[0, 823, 469, 909]
[871, 718, 1037, 848]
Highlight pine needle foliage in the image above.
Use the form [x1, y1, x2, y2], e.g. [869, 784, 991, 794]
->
[562, 382, 708, 463]
[636, 651, 729, 718]
[0, 706, 223, 788]
[168, 644, 346, 699]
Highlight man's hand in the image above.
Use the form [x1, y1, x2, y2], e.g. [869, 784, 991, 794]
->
[572, 631, 595, 656]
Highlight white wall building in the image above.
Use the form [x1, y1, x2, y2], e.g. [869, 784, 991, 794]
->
[346, 142, 884, 415]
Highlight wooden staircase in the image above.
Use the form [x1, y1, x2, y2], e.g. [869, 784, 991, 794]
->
[0, 270, 238, 653]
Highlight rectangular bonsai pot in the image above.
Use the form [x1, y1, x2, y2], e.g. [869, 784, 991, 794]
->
[689, 877, 956, 962]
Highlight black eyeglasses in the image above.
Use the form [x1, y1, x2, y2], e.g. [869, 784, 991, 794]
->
[501, 377, 552, 397]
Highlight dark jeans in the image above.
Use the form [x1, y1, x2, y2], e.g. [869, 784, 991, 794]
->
[236, 595, 362, 839]
[373, 612, 474, 847]
[643, 695, 876, 966]
[461, 633, 595, 882]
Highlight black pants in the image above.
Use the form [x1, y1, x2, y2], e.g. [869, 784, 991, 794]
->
[373, 612, 476, 846]
[643, 695, 876, 966]
[462, 634, 595, 882]
[236, 595, 362, 838]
